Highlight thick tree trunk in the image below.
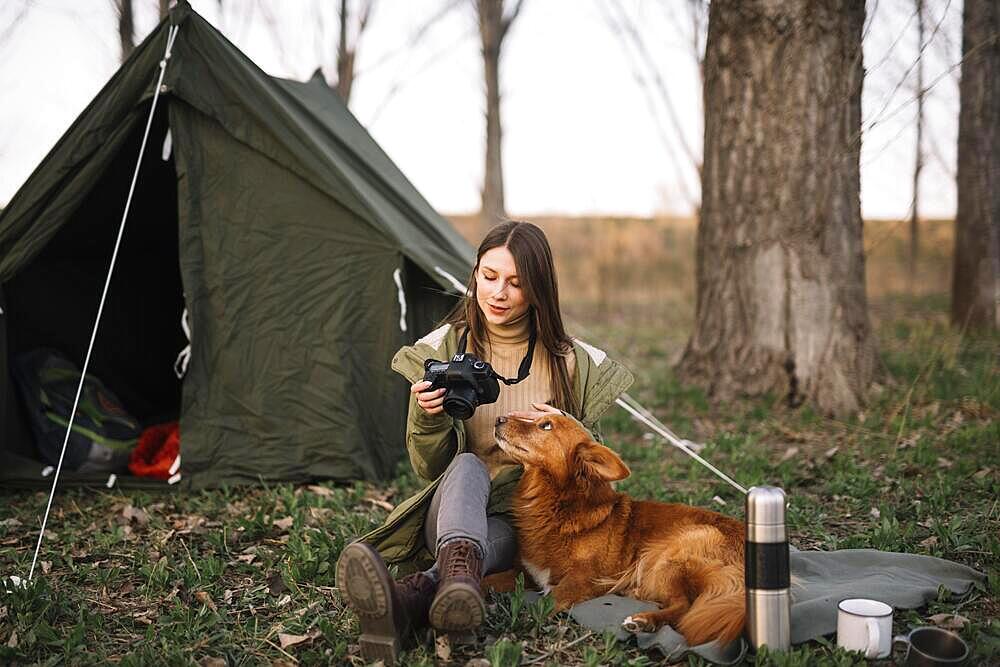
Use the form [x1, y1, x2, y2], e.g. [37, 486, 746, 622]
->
[951, 0, 1000, 331]
[677, 0, 876, 418]
[479, 0, 510, 234]
[116, 0, 135, 63]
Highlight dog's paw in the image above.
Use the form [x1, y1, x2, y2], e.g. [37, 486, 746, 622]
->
[622, 615, 654, 634]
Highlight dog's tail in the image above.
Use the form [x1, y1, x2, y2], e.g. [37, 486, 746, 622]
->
[676, 562, 745, 647]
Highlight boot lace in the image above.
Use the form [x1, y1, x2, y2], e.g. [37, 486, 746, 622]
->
[444, 542, 478, 578]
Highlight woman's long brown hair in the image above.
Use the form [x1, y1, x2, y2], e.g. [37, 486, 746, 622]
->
[444, 221, 579, 417]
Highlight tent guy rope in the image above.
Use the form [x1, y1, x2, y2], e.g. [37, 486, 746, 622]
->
[616, 393, 748, 495]
[26, 24, 181, 582]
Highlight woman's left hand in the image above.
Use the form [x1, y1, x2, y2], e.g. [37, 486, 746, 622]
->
[507, 402, 563, 421]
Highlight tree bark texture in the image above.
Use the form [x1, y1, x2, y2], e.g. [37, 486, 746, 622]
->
[951, 0, 1000, 331]
[677, 0, 876, 418]
[478, 0, 522, 233]
[116, 0, 135, 63]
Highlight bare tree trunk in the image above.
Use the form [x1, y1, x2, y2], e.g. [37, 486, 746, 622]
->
[477, 0, 524, 234]
[115, 0, 135, 63]
[333, 0, 374, 104]
[951, 0, 1000, 330]
[677, 0, 876, 418]
[909, 0, 925, 294]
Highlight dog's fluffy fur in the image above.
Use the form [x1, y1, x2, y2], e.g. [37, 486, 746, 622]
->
[494, 414, 745, 646]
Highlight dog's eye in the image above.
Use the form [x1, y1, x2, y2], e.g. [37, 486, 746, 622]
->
[539, 421, 552, 431]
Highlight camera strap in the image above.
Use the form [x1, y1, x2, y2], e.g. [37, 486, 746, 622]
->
[457, 311, 537, 386]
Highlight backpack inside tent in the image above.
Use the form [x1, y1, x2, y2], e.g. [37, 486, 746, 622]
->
[0, 1, 474, 489]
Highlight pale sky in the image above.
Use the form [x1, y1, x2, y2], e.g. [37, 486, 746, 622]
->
[0, 0, 962, 220]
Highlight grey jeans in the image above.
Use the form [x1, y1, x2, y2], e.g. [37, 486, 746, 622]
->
[423, 452, 517, 577]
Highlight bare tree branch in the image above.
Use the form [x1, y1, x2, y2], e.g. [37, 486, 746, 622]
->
[358, 0, 465, 76]
[596, 0, 698, 210]
[0, 0, 33, 49]
[604, 0, 701, 176]
[113, 0, 135, 63]
[367, 27, 477, 124]
[500, 0, 525, 40]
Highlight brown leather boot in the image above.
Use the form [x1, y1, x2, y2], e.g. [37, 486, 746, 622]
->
[336, 542, 436, 666]
[429, 538, 486, 632]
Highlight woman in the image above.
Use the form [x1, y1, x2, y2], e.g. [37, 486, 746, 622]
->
[336, 221, 633, 664]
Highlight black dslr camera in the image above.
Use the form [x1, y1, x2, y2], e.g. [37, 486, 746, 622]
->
[422, 354, 502, 420]
[421, 323, 537, 420]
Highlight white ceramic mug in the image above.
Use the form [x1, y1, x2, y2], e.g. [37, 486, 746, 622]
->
[837, 598, 893, 659]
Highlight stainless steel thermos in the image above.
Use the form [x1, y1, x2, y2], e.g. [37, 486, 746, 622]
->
[745, 485, 791, 651]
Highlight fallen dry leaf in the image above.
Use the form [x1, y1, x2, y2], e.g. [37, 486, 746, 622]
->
[122, 505, 149, 525]
[973, 468, 993, 480]
[195, 591, 217, 611]
[306, 484, 334, 498]
[928, 613, 968, 630]
[277, 629, 320, 650]
[366, 498, 395, 512]
[272, 516, 294, 531]
[6, 630, 17, 649]
[277, 633, 309, 649]
[919, 535, 939, 549]
[936, 457, 954, 469]
[224, 589, 234, 604]
[268, 573, 289, 596]
[869, 507, 881, 519]
[779, 446, 800, 463]
[824, 446, 839, 459]
[198, 657, 227, 667]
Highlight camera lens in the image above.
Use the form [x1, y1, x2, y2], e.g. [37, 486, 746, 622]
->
[443, 385, 478, 420]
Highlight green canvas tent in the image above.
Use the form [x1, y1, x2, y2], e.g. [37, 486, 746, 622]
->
[0, 2, 474, 489]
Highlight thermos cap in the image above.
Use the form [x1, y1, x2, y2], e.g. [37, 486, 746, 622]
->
[746, 486, 787, 527]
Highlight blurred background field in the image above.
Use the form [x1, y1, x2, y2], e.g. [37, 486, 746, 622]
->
[450, 215, 956, 332]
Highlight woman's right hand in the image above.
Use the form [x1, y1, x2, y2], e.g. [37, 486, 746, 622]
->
[411, 380, 446, 415]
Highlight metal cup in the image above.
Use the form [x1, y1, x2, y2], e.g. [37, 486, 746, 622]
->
[895, 627, 970, 666]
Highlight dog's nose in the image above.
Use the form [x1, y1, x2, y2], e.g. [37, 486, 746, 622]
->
[496, 415, 507, 425]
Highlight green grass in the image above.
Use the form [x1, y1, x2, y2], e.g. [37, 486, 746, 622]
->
[1, 294, 997, 665]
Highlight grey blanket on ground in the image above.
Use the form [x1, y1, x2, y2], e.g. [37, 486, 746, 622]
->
[564, 549, 985, 665]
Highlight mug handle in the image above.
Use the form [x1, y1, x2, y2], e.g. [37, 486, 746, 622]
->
[864, 618, 882, 659]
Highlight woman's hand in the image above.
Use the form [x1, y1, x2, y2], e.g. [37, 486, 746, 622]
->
[411, 380, 446, 415]
[507, 402, 563, 421]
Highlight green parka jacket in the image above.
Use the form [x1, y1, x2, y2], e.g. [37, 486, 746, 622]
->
[360, 323, 634, 573]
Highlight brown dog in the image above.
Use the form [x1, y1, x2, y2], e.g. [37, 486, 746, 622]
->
[494, 413, 745, 646]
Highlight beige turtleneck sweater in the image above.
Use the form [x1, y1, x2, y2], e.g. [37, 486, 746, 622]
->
[465, 314, 575, 479]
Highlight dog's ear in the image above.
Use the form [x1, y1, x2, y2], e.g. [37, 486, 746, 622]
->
[575, 441, 630, 482]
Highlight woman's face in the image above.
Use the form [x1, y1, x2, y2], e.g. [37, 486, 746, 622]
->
[476, 246, 529, 326]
